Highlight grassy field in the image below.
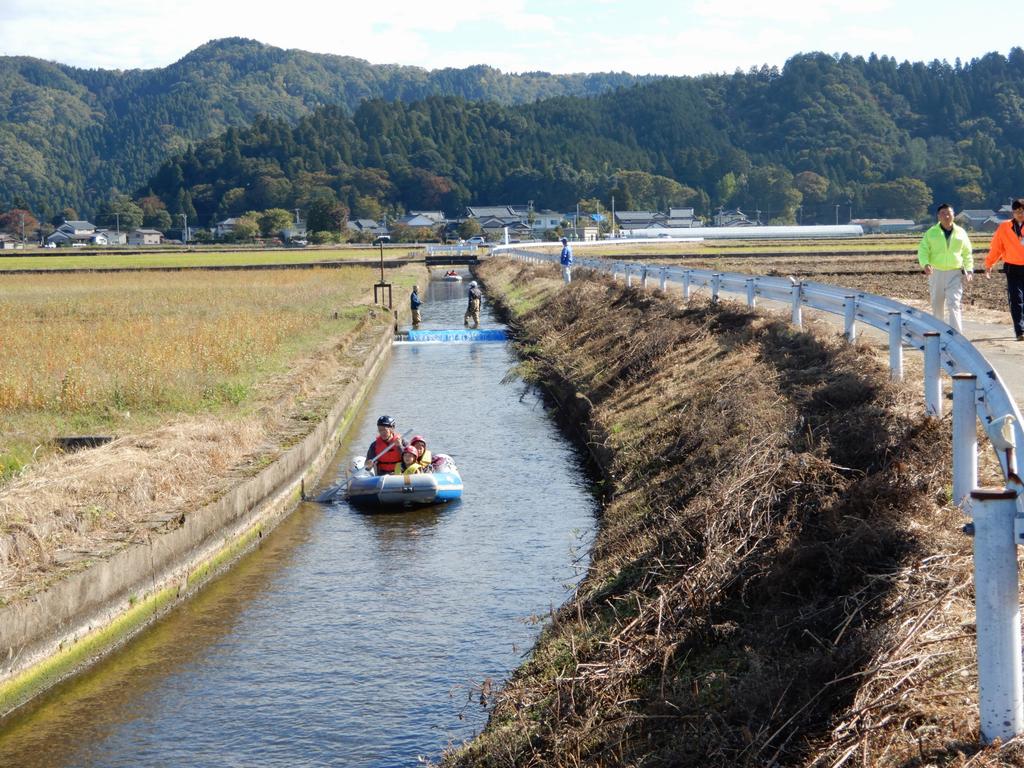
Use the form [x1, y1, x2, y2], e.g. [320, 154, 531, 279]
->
[0, 244, 420, 271]
[0, 265, 409, 480]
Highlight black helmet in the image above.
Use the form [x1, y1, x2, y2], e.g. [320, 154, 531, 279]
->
[376, 415, 396, 427]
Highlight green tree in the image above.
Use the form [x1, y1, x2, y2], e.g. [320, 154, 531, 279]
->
[861, 177, 932, 219]
[457, 219, 482, 239]
[231, 215, 260, 241]
[97, 195, 144, 230]
[306, 198, 348, 233]
[258, 208, 295, 236]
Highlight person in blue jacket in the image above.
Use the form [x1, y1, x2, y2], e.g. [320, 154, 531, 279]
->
[410, 285, 422, 326]
[559, 237, 574, 284]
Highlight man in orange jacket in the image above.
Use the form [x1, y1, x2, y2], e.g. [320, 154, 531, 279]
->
[985, 198, 1024, 340]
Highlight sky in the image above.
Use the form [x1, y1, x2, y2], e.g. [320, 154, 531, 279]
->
[0, 0, 1017, 76]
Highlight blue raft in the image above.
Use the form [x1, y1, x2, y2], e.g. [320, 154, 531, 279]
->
[345, 453, 463, 508]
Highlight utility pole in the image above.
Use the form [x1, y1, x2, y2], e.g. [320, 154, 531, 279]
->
[114, 212, 120, 236]
[835, 204, 840, 226]
[179, 213, 189, 243]
[611, 195, 615, 238]
[19, 211, 25, 244]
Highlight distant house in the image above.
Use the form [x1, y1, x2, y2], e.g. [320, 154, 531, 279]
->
[347, 219, 388, 237]
[128, 229, 163, 246]
[529, 209, 563, 233]
[956, 209, 998, 231]
[615, 211, 661, 231]
[666, 207, 698, 227]
[713, 209, 755, 227]
[282, 219, 307, 242]
[46, 219, 103, 246]
[213, 218, 238, 239]
[466, 205, 522, 220]
[395, 212, 444, 229]
[0, 233, 20, 249]
[101, 229, 127, 246]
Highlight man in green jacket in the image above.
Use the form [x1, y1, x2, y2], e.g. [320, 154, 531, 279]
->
[917, 202, 973, 333]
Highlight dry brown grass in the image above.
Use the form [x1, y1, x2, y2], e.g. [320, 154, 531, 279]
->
[0, 265, 419, 604]
[442, 259, 1023, 768]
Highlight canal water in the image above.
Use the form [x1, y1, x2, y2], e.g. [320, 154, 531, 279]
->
[0, 272, 598, 767]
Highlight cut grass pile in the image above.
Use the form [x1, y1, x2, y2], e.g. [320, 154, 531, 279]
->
[442, 258, 1017, 767]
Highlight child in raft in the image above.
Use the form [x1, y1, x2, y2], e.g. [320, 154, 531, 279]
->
[393, 445, 423, 475]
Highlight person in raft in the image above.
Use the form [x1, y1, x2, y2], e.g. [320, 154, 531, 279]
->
[366, 415, 405, 475]
[393, 445, 423, 475]
[409, 434, 433, 470]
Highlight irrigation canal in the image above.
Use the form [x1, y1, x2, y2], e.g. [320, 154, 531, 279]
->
[0, 274, 599, 767]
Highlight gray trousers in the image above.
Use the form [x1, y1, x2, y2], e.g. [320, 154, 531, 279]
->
[928, 268, 964, 332]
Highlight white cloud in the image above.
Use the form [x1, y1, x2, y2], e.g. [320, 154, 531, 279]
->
[1, 0, 1021, 74]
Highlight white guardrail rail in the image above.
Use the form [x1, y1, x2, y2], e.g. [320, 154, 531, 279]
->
[492, 240, 1024, 745]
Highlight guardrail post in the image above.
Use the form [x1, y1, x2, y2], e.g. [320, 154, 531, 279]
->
[746, 278, 756, 308]
[888, 312, 903, 381]
[626, 265, 633, 288]
[924, 331, 942, 418]
[659, 268, 668, 292]
[968, 488, 1024, 745]
[711, 273, 721, 303]
[953, 373, 978, 507]
[843, 295, 857, 342]
[641, 267, 649, 291]
[683, 271, 692, 302]
[791, 282, 803, 328]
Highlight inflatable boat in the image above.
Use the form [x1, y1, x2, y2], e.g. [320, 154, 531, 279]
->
[345, 453, 463, 507]
[441, 271, 463, 281]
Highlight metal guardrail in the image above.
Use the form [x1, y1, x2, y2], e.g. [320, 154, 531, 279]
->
[494, 243, 1024, 744]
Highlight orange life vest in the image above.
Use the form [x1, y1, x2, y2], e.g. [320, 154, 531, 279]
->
[371, 434, 404, 475]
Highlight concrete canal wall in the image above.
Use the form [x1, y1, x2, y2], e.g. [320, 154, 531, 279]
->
[0, 316, 398, 719]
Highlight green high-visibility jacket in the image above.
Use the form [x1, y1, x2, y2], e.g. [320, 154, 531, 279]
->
[918, 223, 973, 272]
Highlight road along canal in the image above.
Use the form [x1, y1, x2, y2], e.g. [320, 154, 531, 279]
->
[0, 272, 599, 767]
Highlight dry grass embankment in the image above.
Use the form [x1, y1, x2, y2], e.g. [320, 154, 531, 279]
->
[443, 258, 1019, 767]
[0, 265, 418, 604]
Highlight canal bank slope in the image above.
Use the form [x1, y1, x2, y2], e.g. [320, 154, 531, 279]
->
[445, 259, 1012, 766]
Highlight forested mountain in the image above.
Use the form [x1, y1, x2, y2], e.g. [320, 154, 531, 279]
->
[0, 37, 653, 219]
[140, 49, 1024, 230]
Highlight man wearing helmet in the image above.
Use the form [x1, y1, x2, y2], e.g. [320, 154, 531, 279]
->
[464, 280, 482, 328]
[366, 415, 405, 475]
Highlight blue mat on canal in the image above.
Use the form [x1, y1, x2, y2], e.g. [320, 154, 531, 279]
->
[401, 328, 508, 343]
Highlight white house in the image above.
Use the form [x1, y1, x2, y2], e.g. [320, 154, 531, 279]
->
[214, 218, 238, 239]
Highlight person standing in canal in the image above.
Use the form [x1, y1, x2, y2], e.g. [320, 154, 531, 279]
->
[984, 198, 1024, 340]
[464, 280, 482, 328]
[410, 285, 422, 326]
[917, 202, 973, 333]
[559, 237, 574, 284]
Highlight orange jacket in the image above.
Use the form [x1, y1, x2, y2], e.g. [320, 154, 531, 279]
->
[986, 220, 1024, 270]
[369, 434, 404, 474]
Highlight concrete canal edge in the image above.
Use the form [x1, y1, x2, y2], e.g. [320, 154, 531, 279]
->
[0, 317, 397, 720]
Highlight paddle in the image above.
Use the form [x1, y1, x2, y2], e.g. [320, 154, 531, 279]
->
[312, 428, 412, 503]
